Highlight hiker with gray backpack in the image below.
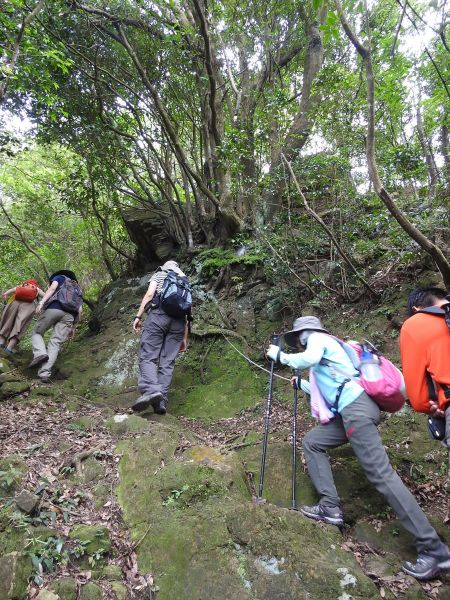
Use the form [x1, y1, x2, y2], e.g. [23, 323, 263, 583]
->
[29, 270, 83, 383]
[266, 316, 450, 581]
[132, 260, 191, 415]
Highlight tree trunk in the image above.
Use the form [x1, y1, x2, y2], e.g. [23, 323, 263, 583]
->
[416, 104, 439, 198]
[262, 16, 326, 221]
[441, 123, 450, 191]
[336, 0, 450, 288]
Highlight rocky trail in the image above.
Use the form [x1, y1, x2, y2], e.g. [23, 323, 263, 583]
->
[1, 367, 449, 600]
[1, 274, 450, 600]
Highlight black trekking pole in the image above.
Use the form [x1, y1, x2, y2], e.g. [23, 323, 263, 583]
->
[257, 333, 279, 502]
[291, 368, 300, 510]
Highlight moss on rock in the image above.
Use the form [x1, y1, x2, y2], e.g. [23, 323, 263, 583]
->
[36, 590, 60, 600]
[116, 423, 383, 600]
[79, 582, 103, 600]
[170, 341, 265, 421]
[69, 524, 111, 556]
[227, 503, 380, 599]
[50, 577, 77, 600]
[0, 551, 32, 599]
[105, 414, 150, 436]
[110, 581, 128, 600]
[1, 381, 30, 398]
[100, 564, 123, 580]
[238, 443, 318, 508]
[0, 456, 27, 499]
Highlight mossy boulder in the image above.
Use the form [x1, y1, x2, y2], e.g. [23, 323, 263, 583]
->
[170, 340, 265, 421]
[354, 520, 416, 560]
[227, 504, 380, 599]
[79, 456, 105, 484]
[69, 524, 111, 556]
[70, 415, 96, 431]
[50, 577, 77, 600]
[0, 507, 28, 555]
[0, 356, 13, 373]
[116, 423, 382, 599]
[238, 443, 318, 508]
[0, 456, 27, 499]
[100, 564, 123, 580]
[0, 505, 55, 556]
[0, 372, 27, 384]
[110, 581, 128, 600]
[105, 414, 150, 436]
[1, 380, 30, 398]
[36, 590, 60, 600]
[0, 551, 32, 599]
[79, 582, 103, 600]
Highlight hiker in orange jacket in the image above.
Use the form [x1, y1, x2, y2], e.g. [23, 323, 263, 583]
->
[400, 286, 450, 479]
[400, 287, 450, 417]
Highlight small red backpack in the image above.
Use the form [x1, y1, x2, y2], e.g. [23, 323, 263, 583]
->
[15, 279, 39, 303]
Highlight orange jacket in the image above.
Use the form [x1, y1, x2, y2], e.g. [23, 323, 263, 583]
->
[400, 311, 450, 413]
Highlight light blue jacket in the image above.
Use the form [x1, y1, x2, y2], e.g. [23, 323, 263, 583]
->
[279, 332, 363, 413]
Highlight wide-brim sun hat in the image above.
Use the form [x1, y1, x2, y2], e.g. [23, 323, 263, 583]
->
[283, 316, 328, 348]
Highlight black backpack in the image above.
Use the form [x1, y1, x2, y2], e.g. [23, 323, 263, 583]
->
[159, 271, 192, 319]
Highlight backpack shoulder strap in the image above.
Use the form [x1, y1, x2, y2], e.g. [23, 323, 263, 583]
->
[417, 306, 445, 316]
[417, 304, 450, 333]
[320, 335, 360, 371]
[426, 372, 450, 401]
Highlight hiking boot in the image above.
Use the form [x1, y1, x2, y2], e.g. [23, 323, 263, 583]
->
[39, 375, 51, 383]
[300, 503, 344, 526]
[402, 547, 450, 580]
[132, 391, 163, 413]
[28, 354, 48, 368]
[153, 396, 167, 415]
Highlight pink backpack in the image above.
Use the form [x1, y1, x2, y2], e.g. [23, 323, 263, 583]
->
[323, 338, 405, 413]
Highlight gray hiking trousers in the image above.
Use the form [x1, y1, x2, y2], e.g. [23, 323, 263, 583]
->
[31, 308, 74, 378]
[303, 392, 443, 553]
[138, 306, 185, 399]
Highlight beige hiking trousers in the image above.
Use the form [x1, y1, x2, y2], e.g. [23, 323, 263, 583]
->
[31, 308, 74, 378]
[0, 300, 36, 342]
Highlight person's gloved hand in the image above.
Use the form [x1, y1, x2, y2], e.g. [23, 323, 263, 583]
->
[266, 344, 281, 363]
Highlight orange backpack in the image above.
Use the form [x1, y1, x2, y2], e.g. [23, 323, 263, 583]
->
[15, 280, 38, 302]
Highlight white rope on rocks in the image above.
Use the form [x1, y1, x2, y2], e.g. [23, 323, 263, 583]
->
[222, 334, 292, 382]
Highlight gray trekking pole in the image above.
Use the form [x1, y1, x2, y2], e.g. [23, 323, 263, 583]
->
[291, 368, 300, 510]
[257, 333, 279, 501]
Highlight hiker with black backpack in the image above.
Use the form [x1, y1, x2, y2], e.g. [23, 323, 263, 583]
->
[266, 315, 450, 581]
[400, 286, 450, 465]
[131, 260, 191, 415]
[29, 270, 83, 383]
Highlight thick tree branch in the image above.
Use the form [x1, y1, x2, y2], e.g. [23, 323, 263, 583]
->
[336, 0, 450, 288]
[282, 154, 378, 297]
[0, 0, 46, 104]
[0, 201, 50, 279]
[263, 12, 326, 220]
[191, 0, 221, 146]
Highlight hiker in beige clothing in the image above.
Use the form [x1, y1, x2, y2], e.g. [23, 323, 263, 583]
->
[0, 279, 44, 354]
